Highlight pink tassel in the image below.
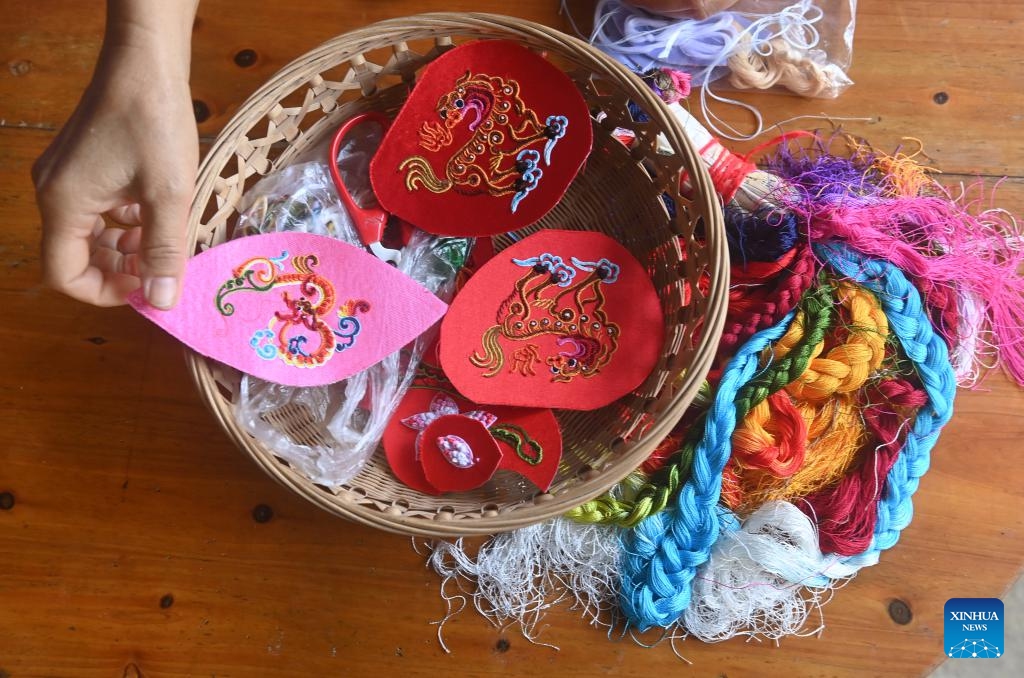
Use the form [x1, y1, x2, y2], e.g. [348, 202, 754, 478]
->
[804, 189, 1024, 386]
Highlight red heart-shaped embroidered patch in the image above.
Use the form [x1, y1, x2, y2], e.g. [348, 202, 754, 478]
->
[439, 229, 664, 410]
[370, 40, 592, 236]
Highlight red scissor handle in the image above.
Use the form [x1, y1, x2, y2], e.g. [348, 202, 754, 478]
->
[328, 111, 396, 260]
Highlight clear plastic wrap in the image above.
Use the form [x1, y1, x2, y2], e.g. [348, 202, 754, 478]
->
[231, 127, 470, 487]
[596, 0, 857, 99]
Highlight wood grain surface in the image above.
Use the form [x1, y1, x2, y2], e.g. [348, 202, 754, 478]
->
[1, 1, 1022, 676]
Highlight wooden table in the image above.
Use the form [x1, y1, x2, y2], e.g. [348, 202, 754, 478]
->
[2, 1, 1022, 675]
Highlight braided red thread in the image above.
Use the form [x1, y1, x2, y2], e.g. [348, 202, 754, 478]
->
[719, 243, 817, 352]
[799, 378, 928, 556]
[915, 276, 960, 349]
[731, 246, 799, 283]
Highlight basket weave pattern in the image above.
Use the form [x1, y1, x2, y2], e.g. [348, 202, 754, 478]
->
[184, 13, 728, 536]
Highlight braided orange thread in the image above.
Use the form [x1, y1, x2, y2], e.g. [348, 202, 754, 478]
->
[725, 305, 823, 479]
[734, 396, 865, 513]
[731, 391, 807, 477]
[785, 282, 888, 402]
[728, 283, 887, 509]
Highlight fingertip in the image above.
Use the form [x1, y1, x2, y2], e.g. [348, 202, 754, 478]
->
[144, 276, 180, 310]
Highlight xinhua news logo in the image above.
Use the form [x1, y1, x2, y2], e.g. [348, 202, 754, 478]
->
[944, 598, 1004, 659]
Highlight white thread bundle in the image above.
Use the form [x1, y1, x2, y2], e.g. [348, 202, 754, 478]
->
[420, 505, 863, 650]
[682, 502, 848, 642]
[424, 518, 621, 649]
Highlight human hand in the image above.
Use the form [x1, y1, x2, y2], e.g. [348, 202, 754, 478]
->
[33, 1, 199, 309]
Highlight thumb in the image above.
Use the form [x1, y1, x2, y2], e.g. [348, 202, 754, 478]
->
[139, 188, 191, 309]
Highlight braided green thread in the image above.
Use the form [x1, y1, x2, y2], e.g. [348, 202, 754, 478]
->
[566, 283, 836, 528]
[567, 441, 696, 527]
[733, 283, 836, 416]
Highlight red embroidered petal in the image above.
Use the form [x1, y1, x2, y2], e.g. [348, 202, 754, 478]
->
[370, 40, 592, 237]
[440, 230, 664, 410]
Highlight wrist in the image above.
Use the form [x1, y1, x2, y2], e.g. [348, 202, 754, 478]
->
[102, 0, 198, 81]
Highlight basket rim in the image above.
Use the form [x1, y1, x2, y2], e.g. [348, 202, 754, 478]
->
[183, 12, 730, 537]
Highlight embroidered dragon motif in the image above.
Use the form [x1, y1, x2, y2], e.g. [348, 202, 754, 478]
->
[470, 254, 621, 383]
[216, 252, 368, 368]
[398, 71, 568, 212]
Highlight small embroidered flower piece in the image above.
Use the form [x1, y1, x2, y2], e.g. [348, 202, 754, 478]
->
[437, 435, 476, 468]
[384, 385, 565, 493]
[401, 393, 462, 430]
[463, 411, 499, 429]
[419, 415, 504, 493]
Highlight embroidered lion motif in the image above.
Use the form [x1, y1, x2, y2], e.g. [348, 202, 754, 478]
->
[470, 254, 620, 383]
[398, 71, 568, 212]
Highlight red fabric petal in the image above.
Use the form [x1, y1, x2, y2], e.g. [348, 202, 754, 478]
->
[419, 416, 503, 493]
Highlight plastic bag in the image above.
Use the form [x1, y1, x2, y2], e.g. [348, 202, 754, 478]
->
[593, 0, 856, 99]
[231, 126, 470, 486]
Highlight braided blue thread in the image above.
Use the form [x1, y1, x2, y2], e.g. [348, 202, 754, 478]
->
[619, 310, 798, 630]
[816, 242, 957, 571]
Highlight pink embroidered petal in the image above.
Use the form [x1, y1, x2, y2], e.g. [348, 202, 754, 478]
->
[400, 411, 437, 431]
[128, 232, 448, 388]
[436, 435, 476, 468]
[463, 410, 498, 429]
[430, 393, 461, 417]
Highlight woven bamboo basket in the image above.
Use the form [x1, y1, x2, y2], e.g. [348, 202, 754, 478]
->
[184, 13, 728, 536]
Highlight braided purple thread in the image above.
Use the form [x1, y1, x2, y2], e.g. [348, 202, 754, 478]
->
[619, 310, 797, 630]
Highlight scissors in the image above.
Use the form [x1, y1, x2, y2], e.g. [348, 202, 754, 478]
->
[328, 111, 412, 266]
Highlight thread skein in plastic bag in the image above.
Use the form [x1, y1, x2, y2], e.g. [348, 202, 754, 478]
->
[592, 0, 855, 95]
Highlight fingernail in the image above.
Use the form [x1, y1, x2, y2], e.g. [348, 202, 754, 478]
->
[145, 276, 178, 309]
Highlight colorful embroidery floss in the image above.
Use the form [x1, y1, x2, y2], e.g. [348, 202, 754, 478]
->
[800, 378, 928, 556]
[816, 242, 957, 575]
[769, 143, 1024, 388]
[618, 310, 798, 630]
